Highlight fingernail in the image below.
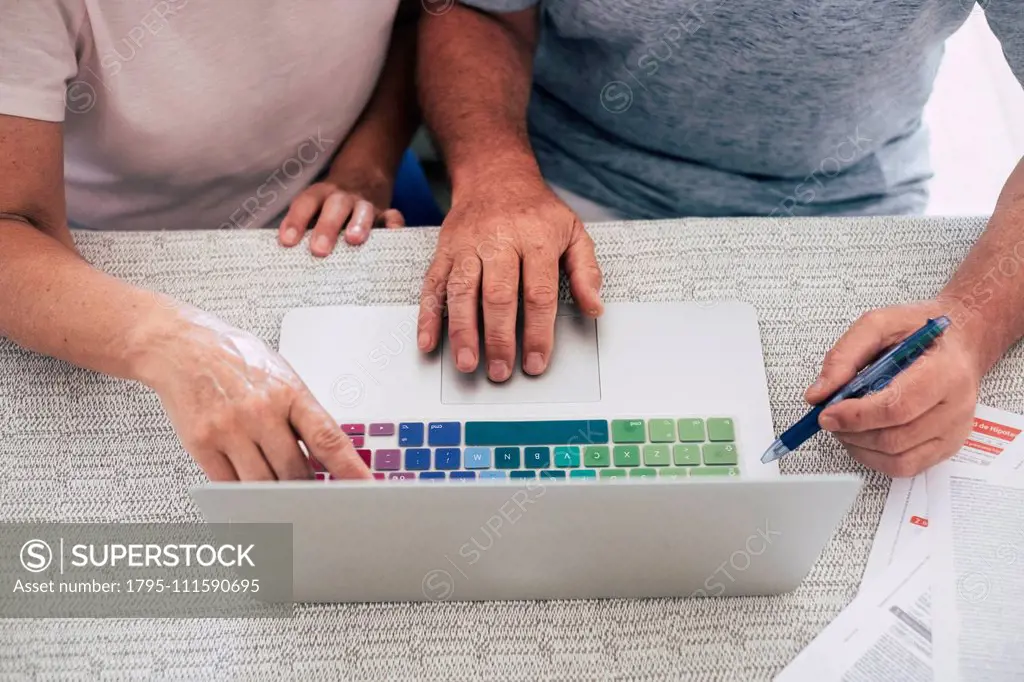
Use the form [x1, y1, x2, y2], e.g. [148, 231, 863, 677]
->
[489, 360, 510, 382]
[418, 332, 431, 350]
[525, 352, 546, 375]
[457, 348, 476, 371]
[283, 227, 298, 244]
[313, 235, 329, 253]
[819, 415, 839, 431]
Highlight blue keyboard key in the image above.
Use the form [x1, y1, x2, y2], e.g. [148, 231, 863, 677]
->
[524, 446, 550, 469]
[405, 448, 431, 471]
[435, 447, 461, 470]
[450, 471, 476, 481]
[495, 447, 521, 469]
[464, 447, 491, 469]
[420, 472, 446, 481]
[480, 471, 507, 480]
[428, 422, 461, 446]
[510, 470, 536, 479]
[399, 422, 424, 447]
[540, 470, 566, 480]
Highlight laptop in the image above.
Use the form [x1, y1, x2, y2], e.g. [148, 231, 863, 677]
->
[191, 302, 860, 601]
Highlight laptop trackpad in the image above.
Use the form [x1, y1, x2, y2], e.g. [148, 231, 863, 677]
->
[440, 308, 601, 405]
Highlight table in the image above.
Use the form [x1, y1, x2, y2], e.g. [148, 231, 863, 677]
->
[1, 216, 1022, 679]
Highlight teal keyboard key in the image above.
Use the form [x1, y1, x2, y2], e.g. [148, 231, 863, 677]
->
[495, 447, 520, 469]
[525, 446, 551, 469]
[570, 470, 597, 479]
[464, 447, 492, 469]
[554, 446, 580, 468]
[510, 470, 536, 479]
[584, 446, 611, 467]
[465, 420, 609, 446]
[480, 471, 507, 480]
[540, 470, 566, 480]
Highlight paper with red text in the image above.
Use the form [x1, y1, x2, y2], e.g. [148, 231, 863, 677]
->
[861, 405, 1024, 586]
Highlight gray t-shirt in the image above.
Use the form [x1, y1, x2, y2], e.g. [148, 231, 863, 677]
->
[460, 0, 1024, 218]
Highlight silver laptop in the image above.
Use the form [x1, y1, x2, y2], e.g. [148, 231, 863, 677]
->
[191, 302, 860, 601]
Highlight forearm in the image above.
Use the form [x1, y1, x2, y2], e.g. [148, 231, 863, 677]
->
[418, 5, 540, 199]
[0, 220, 178, 385]
[939, 157, 1024, 371]
[327, 8, 421, 193]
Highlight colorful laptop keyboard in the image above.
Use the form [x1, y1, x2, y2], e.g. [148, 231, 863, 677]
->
[309, 418, 740, 481]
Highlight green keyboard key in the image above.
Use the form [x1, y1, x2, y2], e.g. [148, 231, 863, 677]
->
[630, 468, 657, 479]
[613, 445, 641, 467]
[691, 466, 740, 477]
[661, 468, 690, 478]
[648, 419, 675, 443]
[673, 444, 701, 466]
[643, 444, 671, 466]
[707, 418, 735, 442]
[584, 446, 611, 467]
[554, 446, 581, 468]
[703, 442, 738, 465]
[611, 419, 646, 443]
[570, 470, 596, 479]
[600, 469, 628, 479]
[677, 418, 706, 442]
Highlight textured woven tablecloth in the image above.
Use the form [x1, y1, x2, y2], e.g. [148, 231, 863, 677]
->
[2, 216, 1023, 680]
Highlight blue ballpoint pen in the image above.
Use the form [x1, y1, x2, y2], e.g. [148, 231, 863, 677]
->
[761, 316, 951, 464]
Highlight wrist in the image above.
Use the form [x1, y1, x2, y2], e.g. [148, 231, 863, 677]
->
[933, 292, 1006, 376]
[450, 149, 545, 205]
[122, 298, 192, 390]
[325, 161, 394, 207]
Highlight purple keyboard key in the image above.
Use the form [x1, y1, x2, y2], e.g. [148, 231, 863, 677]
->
[374, 449, 401, 471]
[388, 472, 417, 480]
[370, 423, 395, 436]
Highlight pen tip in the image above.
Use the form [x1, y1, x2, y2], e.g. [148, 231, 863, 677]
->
[761, 440, 790, 464]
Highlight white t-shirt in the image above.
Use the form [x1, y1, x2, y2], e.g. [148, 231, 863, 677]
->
[0, 0, 400, 231]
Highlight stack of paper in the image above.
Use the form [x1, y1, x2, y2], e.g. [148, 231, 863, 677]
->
[777, 406, 1024, 681]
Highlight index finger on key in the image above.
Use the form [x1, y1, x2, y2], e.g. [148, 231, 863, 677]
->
[290, 392, 371, 480]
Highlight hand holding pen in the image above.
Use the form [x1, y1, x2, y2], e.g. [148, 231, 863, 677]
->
[762, 305, 980, 477]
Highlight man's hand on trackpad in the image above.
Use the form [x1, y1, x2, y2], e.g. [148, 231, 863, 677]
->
[416, 180, 603, 382]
